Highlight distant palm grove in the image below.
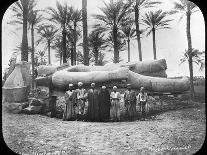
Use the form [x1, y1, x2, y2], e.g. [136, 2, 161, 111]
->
[6, 0, 204, 101]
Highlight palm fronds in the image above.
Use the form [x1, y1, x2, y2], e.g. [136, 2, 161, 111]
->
[180, 49, 205, 71]
[36, 24, 58, 46]
[141, 10, 173, 35]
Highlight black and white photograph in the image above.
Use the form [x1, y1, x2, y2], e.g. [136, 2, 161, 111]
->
[2, 0, 205, 154]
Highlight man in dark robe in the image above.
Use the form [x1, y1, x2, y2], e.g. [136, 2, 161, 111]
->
[87, 83, 99, 121]
[98, 86, 111, 122]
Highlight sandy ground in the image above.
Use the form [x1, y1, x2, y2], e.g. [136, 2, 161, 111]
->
[2, 101, 205, 155]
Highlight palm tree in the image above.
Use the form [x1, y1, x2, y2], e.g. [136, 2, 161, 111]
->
[37, 25, 58, 64]
[76, 50, 93, 65]
[10, 0, 37, 61]
[47, 2, 72, 64]
[35, 50, 47, 65]
[129, 0, 161, 61]
[106, 31, 126, 57]
[51, 37, 63, 65]
[71, 8, 82, 65]
[132, 0, 161, 61]
[14, 43, 32, 57]
[82, 0, 89, 65]
[28, 10, 42, 88]
[142, 10, 172, 60]
[93, 0, 131, 63]
[172, 0, 199, 100]
[66, 24, 81, 66]
[88, 31, 107, 65]
[180, 49, 205, 72]
[120, 18, 136, 62]
[96, 52, 108, 66]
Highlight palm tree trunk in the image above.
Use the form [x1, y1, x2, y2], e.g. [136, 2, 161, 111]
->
[94, 49, 99, 65]
[62, 27, 67, 63]
[127, 38, 130, 62]
[82, 0, 89, 66]
[41, 57, 43, 65]
[74, 23, 77, 65]
[152, 27, 157, 60]
[186, 8, 194, 100]
[71, 48, 74, 66]
[134, 1, 142, 61]
[31, 24, 35, 89]
[113, 26, 119, 63]
[48, 40, 51, 64]
[22, 5, 29, 61]
[60, 52, 62, 65]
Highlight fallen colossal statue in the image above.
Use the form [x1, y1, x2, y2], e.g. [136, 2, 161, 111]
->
[35, 59, 190, 93]
[37, 59, 167, 77]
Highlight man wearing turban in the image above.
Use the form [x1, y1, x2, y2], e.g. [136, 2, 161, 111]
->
[98, 86, 111, 122]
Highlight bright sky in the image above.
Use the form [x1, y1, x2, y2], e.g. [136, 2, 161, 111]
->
[2, 0, 205, 77]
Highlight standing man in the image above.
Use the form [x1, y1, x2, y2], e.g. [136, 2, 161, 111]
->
[76, 82, 87, 120]
[87, 83, 99, 121]
[63, 84, 77, 121]
[124, 84, 137, 121]
[98, 85, 111, 122]
[110, 86, 121, 122]
[137, 87, 148, 120]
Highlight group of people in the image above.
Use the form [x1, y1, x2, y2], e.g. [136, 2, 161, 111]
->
[63, 82, 148, 122]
